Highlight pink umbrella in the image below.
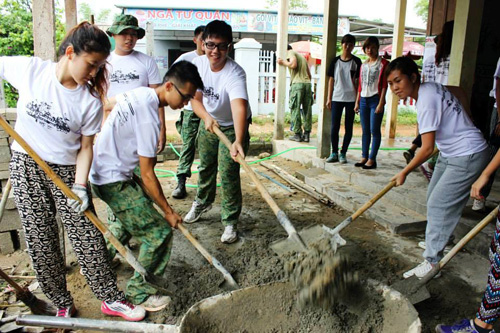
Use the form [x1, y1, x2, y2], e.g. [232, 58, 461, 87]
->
[379, 41, 424, 59]
[290, 41, 323, 64]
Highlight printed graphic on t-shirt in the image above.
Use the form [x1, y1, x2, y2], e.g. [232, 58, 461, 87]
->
[25, 100, 70, 133]
[116, 92, 136, 126]
[204, 86, 220, 101]
[110, 70, 140, 84]
[366, 65, 380, 86]
[437, 84, 462, 114]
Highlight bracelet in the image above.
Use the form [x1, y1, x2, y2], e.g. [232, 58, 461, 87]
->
[75, 183, 87, 188]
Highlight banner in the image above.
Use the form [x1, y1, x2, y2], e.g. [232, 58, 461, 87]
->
[125, 8, 348, 36]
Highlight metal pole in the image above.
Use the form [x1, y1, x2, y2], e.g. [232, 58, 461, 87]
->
[17, 315, 179, 333]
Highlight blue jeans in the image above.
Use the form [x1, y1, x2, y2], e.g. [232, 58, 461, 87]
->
[359, 95, 384, 160]
[331, 101, 355, 154]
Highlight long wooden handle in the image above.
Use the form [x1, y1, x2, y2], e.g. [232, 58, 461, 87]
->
[212, 126, 281, 215]
[130, 174, 214, 264]
[0, 267, 23, 293]
[0, 178, 11, 224]
[0, 117, 144, 276]
[351, 181, 396, 220]
[348, 147, 440, 224]
[177, 224, 213, 264]
[417, 206, 499, 286]
[440, 206, 498, 269]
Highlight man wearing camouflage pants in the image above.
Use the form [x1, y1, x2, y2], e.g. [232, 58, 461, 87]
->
[184, 20, 251, 244]
[277, 44, 313, 142]
[172, 25, 206, 199]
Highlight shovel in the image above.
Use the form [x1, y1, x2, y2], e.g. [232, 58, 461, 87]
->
[132, 174, 240, 290]
[212, 126, 308, 251]
[325, 181, 396, 248]
[392, 206, 498, 304]
[327, 147, 440, 249]
[0, 116, 172, 295]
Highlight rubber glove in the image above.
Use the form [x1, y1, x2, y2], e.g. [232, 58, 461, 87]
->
[68, 184, 89, 215]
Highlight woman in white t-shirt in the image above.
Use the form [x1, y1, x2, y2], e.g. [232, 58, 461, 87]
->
[0, 22, 144, 321]
[386, 56, 490, 280]
[354, 37, 389, 169]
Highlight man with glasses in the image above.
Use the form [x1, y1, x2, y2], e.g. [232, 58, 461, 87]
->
[90, 61, 203, 312]
[184, 20, 251, 244]
[172, 25, 205, 199]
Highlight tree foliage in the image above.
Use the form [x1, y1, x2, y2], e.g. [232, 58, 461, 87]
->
[79, 2, 111, 23]
[266, 0, 308, 10]
[0, 0, 65, 107]
[414, 0, 429, 23]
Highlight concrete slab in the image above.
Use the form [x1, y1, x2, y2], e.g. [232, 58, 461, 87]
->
[275, 138, 500, 259]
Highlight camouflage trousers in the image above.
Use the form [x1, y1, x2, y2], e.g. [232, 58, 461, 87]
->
[289, 83, 313, 134]
[91, 180, 173, 305]
[196, 123, 250, 226]
[175, 109, 201, 178]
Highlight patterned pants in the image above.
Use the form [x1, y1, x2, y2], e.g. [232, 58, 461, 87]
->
[175, 109, 201, 178]
[477, 212, 500, 324]
[196, 123, 249, 226]
[91, 180, 173, 304]
[289, 83, 313, 134]
[9, 152, 125, 308]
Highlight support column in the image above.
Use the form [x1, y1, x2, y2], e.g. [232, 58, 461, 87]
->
[273, 0, 289, 140]
[234, 39, 262, 116]
[33, 0, 57, 61]
[448, 0, 484, 100]
[146, 22, 154, 57]
[317, 0, 339, 158]
[384, 0, 407, 139]
[64, 0, 77, 32]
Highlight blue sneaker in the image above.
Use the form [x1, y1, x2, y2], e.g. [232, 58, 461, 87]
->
[435, 319, 495, 333]
[339, 153, 347, 164]
[326, 153, 338, 163]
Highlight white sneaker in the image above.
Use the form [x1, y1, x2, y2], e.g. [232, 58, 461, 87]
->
[221, 225, 238, 244]
[472, 198, 486, 211]
[184, 201, 212, 223]
[403, 260, 441, 279]
[101, 300, 146, 322]
[417, 241, 452, 254]
[140, 295, 171, 312]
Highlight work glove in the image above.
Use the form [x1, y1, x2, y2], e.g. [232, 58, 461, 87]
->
[68, 183, 89, 215]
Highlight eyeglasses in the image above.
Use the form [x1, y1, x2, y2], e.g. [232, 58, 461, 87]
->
[172, 83, 193, 102]
[204, 42, 231, 51]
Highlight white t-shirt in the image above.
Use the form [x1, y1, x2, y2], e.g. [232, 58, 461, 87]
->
[106, 50, 161, 98]
[490, 57, 500, 108]
[89, 87, 160, 185]
[417, 83, 487, 157]
[327, 55, 361, 102]
[175, 50, 201, 64]
[0, 56, 102, 165]
[173, 50, 202, 111]
[192, 56, 251, 126]
[360, 57, 383, 98]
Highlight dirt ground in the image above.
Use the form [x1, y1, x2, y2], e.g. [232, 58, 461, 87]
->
[0, 157, 492, 332]
[164, 117, 419, 143]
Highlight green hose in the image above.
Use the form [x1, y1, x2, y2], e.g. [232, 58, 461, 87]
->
[158, 143, 409, 187]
